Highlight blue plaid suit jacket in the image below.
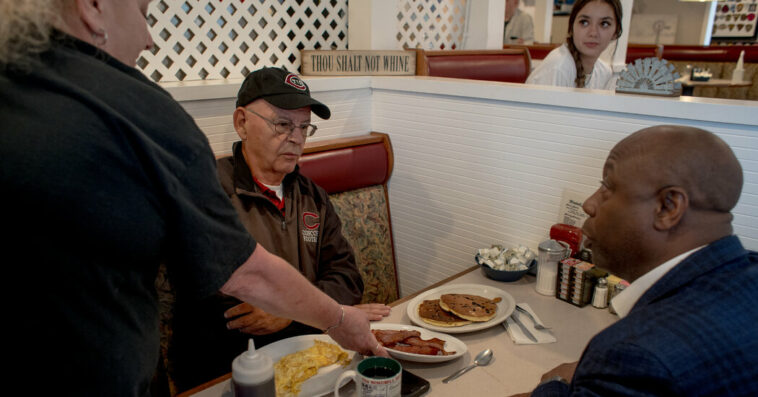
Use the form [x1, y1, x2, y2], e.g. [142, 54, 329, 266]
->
[533, 235, 758, 396]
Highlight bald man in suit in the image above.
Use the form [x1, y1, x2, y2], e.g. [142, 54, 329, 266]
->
[518, 125, 758, 396]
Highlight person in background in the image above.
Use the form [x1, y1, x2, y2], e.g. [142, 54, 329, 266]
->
[170, 67, 391, 392]
[503, 0, 535, 45]
[513, 125, 758, 396]
[526, 0, 622, 89]
[0, 1, 385, 396]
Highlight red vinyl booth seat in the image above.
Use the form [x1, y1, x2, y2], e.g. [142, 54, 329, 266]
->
[625, 44, 662, 64]
[504, 43, 663, 64]
[298, 138, 391, 194]
[503, 43, 559, 60]
[297, 132, 400, 305]
[416, 49, 532, 83]
[661, 45, 758, 63]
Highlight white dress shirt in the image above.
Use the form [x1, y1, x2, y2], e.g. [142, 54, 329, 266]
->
[611, 246, 705, 318]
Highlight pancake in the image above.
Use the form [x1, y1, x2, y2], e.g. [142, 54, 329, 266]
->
[438, 294, 501, 322]
[417, 299, 472, 327]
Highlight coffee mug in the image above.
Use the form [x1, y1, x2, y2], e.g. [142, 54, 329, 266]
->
[334, 356, 402, 397]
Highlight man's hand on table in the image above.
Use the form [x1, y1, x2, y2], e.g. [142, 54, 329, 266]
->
[224, 302, 292, 334]
[354, 303, 391, 321]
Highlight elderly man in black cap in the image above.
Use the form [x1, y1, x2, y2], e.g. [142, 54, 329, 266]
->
[170, 68, 389, 392]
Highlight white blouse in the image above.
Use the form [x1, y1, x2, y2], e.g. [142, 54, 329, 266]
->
[526, 44, 614, 90]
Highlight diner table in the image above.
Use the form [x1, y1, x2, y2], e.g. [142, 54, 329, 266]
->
[676, 77, 752, 96]
[178, 266, 618, 397]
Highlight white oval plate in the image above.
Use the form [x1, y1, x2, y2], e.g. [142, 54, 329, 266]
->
[370, 323, 467, 363]
[405, 283, 516, 334]
[258, 334, 358, 397]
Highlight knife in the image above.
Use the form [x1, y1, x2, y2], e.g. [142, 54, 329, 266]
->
[511, 312, 538, 343]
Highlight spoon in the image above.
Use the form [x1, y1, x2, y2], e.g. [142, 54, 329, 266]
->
[442, 349, 493, 383]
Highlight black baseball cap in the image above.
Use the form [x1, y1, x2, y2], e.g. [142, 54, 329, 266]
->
[236, 67, 331, 119]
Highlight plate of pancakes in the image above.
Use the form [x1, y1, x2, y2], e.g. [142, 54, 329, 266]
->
[406, 283, 516, 334]
[370, 323, 467, 363]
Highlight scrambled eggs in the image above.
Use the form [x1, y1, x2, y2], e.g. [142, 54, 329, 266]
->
[274, 340, 351, 397]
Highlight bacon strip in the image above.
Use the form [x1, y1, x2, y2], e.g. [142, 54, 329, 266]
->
[372, 329, 420, 345]
[403, 336, 447, 351]
[388, 344, 439, 355]
[372, 329, 455, 356]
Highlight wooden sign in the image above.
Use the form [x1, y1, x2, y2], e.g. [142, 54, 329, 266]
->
[301, 50, 416, 76]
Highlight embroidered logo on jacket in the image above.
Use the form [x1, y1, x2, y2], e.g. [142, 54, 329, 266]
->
[302, 211, 320, 242]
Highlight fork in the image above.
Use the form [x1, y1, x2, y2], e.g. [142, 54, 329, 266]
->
[515, 305, 551, 330]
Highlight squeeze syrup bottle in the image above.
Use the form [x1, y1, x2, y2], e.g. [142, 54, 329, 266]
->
[231, 339, 275, 397]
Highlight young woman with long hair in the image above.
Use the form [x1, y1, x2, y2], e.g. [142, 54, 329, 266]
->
[526, 0, 623, 89]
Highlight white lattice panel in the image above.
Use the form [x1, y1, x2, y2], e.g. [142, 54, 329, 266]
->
[138, 0, 348, 82]
[396, 0, 467, 50]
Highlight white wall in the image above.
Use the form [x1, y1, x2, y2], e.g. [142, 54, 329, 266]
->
[348, 0, 398, 50]
[632, 0, 712, 45]
[370, 77, 757, 296]
[464, 0, 507, 49]
[529, 0, 554, 44]
[165, 77, 758, 297]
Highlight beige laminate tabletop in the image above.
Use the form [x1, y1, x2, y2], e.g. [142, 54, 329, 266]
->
[181, 267, 618, 397]
[676, 78, 752, 88]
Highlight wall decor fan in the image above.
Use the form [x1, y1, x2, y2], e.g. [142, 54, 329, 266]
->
[615, 57, 682, 97]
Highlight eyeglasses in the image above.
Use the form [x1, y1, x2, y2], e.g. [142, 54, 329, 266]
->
[243, 108, 318, 138]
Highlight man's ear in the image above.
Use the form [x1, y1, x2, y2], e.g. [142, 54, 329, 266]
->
[233, 108, 248, 140]
[74, 0, 105, 35]
[654, 186, 688, 231]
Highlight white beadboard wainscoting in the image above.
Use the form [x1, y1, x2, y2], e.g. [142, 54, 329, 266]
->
[164, 76, 758, 298]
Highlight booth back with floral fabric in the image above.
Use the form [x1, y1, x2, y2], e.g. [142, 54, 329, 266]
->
[299, 132, 399, 304]
[329, 185, 399, 304]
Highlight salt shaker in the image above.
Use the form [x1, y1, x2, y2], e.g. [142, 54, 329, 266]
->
[592, 277, 608, 309]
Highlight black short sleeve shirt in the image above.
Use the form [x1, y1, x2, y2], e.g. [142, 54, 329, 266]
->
[1, 34, 255, 396]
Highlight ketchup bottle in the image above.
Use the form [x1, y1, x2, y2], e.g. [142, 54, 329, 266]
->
[549, 223, 582, 257]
